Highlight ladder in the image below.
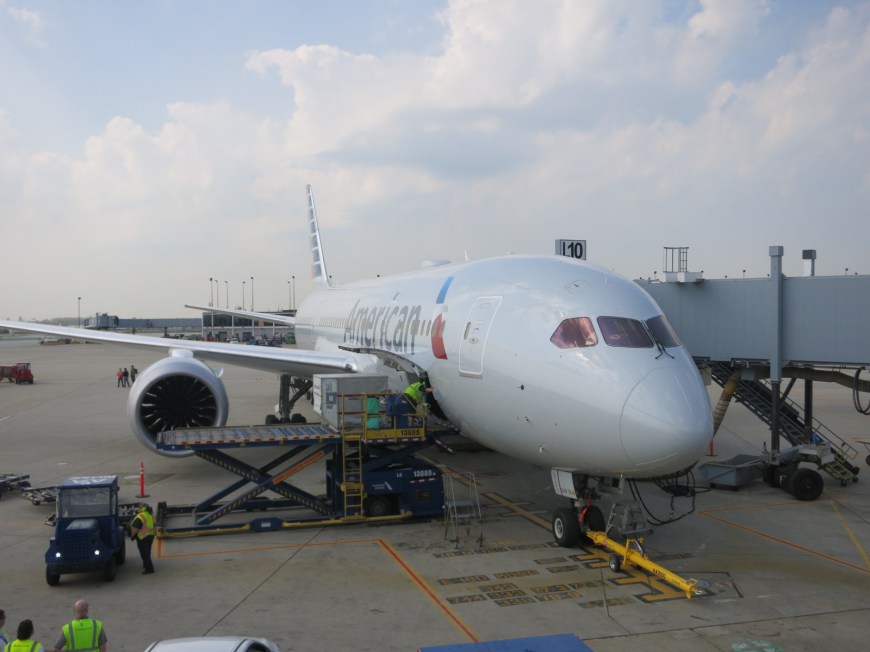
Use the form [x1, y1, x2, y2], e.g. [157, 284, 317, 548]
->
[443, 472, 483, 548]
[338, 395, 365, 518]
[709, 362, 860, 485]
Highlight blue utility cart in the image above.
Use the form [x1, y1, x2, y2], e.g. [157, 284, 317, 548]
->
[45, 475, 127, 585]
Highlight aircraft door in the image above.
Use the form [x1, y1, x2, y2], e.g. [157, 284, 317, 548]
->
[459, 296, 502, 378]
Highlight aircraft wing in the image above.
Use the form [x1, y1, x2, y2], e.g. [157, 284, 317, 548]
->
[184, 304, 296, 327]
[0, 319, 355, 377]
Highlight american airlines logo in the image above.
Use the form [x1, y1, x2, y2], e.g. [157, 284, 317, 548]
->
[343, 299, 424, 352]
[342, 276, 454, 358]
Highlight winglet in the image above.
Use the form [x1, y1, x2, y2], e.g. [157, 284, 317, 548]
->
[307, 185, 332, 288]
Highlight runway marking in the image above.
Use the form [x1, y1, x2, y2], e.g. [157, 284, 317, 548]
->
[485, 589, 526, 599]
[700, 500, 870, 575]
[578, 597, 636, 609]
[830, 501, 870, 570]
[493, 597, 535, 606]
[438, 575, 490, 585]
[535, 590, 582, 602]
[157, 536, 479, 643]
[494, 569, 539, 578]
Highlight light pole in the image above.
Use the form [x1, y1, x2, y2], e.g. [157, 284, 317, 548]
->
[242, 281, 246, 310]
[209, 277, 213, 307]
[224, 281, 229, 308]
[291, 275, 296, 310]
[250, 276, 254, 311]
[77, 297, 81, 328]
[287, 281, 291, 311]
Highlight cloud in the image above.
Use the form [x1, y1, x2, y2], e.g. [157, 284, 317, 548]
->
[7, 4, 47, 47]
[2, 1, 870, 318]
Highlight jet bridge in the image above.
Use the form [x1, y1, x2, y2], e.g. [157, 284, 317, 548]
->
[637, 246, 870, 489]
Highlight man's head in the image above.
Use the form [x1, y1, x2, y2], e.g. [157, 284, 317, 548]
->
[140, 503, 152, 513]
[73, 600, 89, 618]
[16, 619, 34, 640]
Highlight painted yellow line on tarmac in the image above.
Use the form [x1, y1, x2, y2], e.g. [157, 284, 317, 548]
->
[831, 500, 870, 570]
[700, 500, 870, 575]
[379, 539, 479, 643]
[156, 536, 479, 643]
[483, 492, 551, 529]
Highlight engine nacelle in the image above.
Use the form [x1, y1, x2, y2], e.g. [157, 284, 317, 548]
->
[127, 352, 229, 458]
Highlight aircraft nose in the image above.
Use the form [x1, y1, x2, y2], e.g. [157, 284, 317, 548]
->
[620, 366, 712, 471]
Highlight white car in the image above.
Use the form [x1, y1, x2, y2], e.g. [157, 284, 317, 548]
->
[143, 637, 281, 652]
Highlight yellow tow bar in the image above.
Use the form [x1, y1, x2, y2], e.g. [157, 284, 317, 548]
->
[585, 530, 704, 600]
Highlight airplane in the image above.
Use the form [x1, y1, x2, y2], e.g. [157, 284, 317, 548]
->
[0, 185, 713, 546]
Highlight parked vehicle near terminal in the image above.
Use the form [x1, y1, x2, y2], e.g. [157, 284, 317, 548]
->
[40, 336, 72, 345]
[143, 637, 281, 651]
[0, 362, 34, 384]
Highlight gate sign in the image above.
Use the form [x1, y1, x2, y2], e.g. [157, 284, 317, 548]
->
[555, 239, 586, 260]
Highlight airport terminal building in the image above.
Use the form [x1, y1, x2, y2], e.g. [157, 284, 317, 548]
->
[84, 310, 295, 343]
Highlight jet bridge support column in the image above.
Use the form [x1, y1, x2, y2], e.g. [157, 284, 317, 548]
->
[770, 246, 784, 453]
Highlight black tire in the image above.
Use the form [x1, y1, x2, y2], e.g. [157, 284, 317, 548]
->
[117, 537, 126, 565]
[289, 413, 307, 424]
[265, 414, 280, 425]
[364, 496, 392, 517]
[790, 468, 824, 501]
[582, 505, 606, 533]
[781, 466, 799, 495]
[46, 567, 60, 586]
[103, 557, 117, 582]
[608, 554, 622, 573]
[552, 507, 580, 548]
[865, 454, 870, 467]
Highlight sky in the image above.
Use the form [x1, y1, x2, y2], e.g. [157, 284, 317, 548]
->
[1, 0, 868, 320]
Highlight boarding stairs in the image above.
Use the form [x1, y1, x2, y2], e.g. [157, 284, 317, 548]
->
[708, 361, 860, 485]
[443, 472, 483, 548]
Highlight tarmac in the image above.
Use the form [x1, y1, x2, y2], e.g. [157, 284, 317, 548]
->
[1, 336, 869, 651]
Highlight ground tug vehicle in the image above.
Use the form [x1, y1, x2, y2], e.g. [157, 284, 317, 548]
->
[45, 475, 127, 585]
[0, 362, 34, 384]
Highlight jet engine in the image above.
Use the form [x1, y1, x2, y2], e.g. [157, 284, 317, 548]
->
[126, 352, 229, 457]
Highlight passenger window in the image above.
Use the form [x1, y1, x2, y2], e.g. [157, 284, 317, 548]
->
[597, 317, 653, 348]
[550, 317, 598, 348]
[646, 315, 681, 348]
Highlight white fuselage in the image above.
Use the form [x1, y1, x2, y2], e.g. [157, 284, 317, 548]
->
[294, 255, 713, 478]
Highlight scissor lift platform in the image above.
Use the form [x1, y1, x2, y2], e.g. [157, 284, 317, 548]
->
[155, 397, 444, 538]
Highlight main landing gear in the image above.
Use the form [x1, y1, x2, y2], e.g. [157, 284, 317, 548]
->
[264, 375, 312, 425]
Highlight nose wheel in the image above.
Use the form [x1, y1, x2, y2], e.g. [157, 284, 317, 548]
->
[552, 504, 606, 548]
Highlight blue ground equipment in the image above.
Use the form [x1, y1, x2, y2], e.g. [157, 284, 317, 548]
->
[45, 475, 127, 585]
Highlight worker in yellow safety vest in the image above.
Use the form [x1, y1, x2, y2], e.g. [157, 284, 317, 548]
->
[51, 600, 106, 652]
[402, 380, 432, 410]
[6, 619, 44, 652]
[130, 503, 156, 574]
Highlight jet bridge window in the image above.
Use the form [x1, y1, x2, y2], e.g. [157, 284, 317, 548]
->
[550, 317, 598, 348]
[597, 317, 653, 348]
[646, 314, 681, 347]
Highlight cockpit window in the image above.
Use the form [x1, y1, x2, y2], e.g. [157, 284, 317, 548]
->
[646, 314, 681, 348]
[597, 317, 653, 348]
[550, 317, 598, 349]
